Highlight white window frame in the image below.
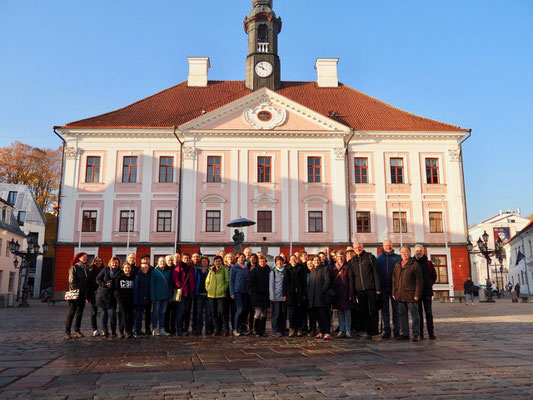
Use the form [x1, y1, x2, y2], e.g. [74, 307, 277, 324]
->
[120, 153, 140, 184]
[354, 209, 373, 234]
[255, 207, 276, 234]
[427, 210, 445, 234]
[200, 195, 226, 234]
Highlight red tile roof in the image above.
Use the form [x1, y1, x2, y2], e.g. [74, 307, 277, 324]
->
[64, 81, 466, 132]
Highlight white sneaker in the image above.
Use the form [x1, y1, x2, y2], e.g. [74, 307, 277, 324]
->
[337, 331, 345, 338]
[159, 329, 170, 336]
[233, 330, 241, 337]
[92, 330, 100, 337]
[152, 329, 159, 336]
[346, 332, 352, 338]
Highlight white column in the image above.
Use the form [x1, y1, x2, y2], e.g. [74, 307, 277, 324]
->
[289, 149, 299, 242]
[139, 147, 153, 242]
[281, 149, 290, 242]
[101, 149, 117, 242]
[410, 151, 424, 242]
[58, 146, 79, 242]
[331, 147, 348, 242]
[180, 146, 197, 242]
[373, 150, 387, 241]
[230, 149, 239, 221]
[447, 147, 467, 243]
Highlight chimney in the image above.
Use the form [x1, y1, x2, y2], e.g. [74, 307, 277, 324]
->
[315, 58, 339, 88]
[187, 57, 210, 87]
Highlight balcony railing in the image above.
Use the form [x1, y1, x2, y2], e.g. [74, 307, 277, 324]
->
[257, 42, 269, 53]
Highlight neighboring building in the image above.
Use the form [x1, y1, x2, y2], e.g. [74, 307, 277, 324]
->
[507, 220, 533, 297]
[0, 183, 47, 297]
[54, 0, 471, 297]
[0, 198, 26, 307]
[468, 210, 530, 287]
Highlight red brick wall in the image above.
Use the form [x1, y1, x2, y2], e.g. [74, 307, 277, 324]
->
[54, 246, 74, 292]
[451, 246, 470, 292]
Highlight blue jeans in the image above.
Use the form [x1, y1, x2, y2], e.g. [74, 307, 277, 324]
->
[152, 300, 168, 330]
[194, 295, 213, 334]
[466, 293, 474, 304]
[271, 301, 287, 334]
[175, 296, 192, 334]
[134, 304, 150, 334]
[100, 306, 117, 335]
[338, 309, 352, 333]
[381, 289, 400, 335]
[234, 292, 250, 333]
[398, 302, 420, 337]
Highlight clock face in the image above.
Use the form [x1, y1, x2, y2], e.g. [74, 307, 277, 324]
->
[255, 61, 273, 78]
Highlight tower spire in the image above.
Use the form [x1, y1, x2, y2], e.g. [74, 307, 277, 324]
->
[244, 0, 282, 90]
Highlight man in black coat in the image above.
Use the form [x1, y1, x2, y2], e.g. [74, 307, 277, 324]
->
[413, 244, 437, 340]
[348, 241, 381, 340]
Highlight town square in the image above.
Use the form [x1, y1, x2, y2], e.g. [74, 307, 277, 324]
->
[1, 1, 532, 399]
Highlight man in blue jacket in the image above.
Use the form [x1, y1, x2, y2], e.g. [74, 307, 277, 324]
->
[377, 239, 401, 339]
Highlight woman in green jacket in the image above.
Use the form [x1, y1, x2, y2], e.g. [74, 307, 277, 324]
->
[206, 255, 230, 336]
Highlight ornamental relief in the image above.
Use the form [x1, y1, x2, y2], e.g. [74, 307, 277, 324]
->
[64, 146, 78, 159]
[182, 146, 196, 160]
[448, 148, 460, 162]
[243, 102, 287, 130]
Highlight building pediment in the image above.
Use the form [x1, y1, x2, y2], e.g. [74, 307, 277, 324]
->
[200, 194, 227, 203]
[251, 194, 278, 204]
[302, 195, 329, 204]
[179, 88, 350, 134]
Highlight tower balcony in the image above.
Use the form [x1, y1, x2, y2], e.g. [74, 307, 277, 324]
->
[257, 42, 269, 53]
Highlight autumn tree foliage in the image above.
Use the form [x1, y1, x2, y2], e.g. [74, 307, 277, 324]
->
[0, 141, 61, 212]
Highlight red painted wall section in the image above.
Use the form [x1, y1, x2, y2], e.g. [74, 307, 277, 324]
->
[451, 246, 470, 292]
[54, 246, 75, 292]
[136, 247, 151, 261]
[224, 246, 234, 254]
[98, 247, 113, 265]
[180, 246, 200, 255]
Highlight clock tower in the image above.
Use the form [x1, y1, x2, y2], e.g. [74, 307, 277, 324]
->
[244, 0, 282, 91]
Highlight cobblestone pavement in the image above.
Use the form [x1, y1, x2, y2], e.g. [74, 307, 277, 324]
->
[1, 298, 533, 399]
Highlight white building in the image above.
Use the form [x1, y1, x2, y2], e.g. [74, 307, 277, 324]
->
[53, 0, 471, 297]
[0, 198, 26, 307]
[468, 210, 530, 287]
[507, 220, 533, 297]
[0, 184, 47, 297]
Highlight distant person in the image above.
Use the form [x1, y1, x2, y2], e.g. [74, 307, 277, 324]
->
[463, 277, 475, 305]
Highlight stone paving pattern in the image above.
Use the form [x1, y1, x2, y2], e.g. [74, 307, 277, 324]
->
[1, 299, 533, 399]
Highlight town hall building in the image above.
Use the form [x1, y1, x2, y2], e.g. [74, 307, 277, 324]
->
[54, 0, 471, 297]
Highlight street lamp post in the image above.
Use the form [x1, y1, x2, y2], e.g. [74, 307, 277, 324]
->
[467, 230, 505, 303]
[9, 237, 49, 307]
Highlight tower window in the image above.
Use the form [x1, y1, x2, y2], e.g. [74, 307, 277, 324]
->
[258, 24, 268, 42]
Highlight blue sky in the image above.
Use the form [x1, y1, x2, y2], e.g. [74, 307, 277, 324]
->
[0, 0, 531, 224]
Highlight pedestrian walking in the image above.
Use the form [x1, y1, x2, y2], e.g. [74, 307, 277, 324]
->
[464, 277, 475, 305]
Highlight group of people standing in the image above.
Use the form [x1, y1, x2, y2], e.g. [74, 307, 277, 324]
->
[64, 240, 437, 342]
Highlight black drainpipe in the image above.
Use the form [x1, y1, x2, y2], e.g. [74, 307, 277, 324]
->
[52, 126, 66, 291]
[344, 128, 356, 245]
[173, 126, 184, 252]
